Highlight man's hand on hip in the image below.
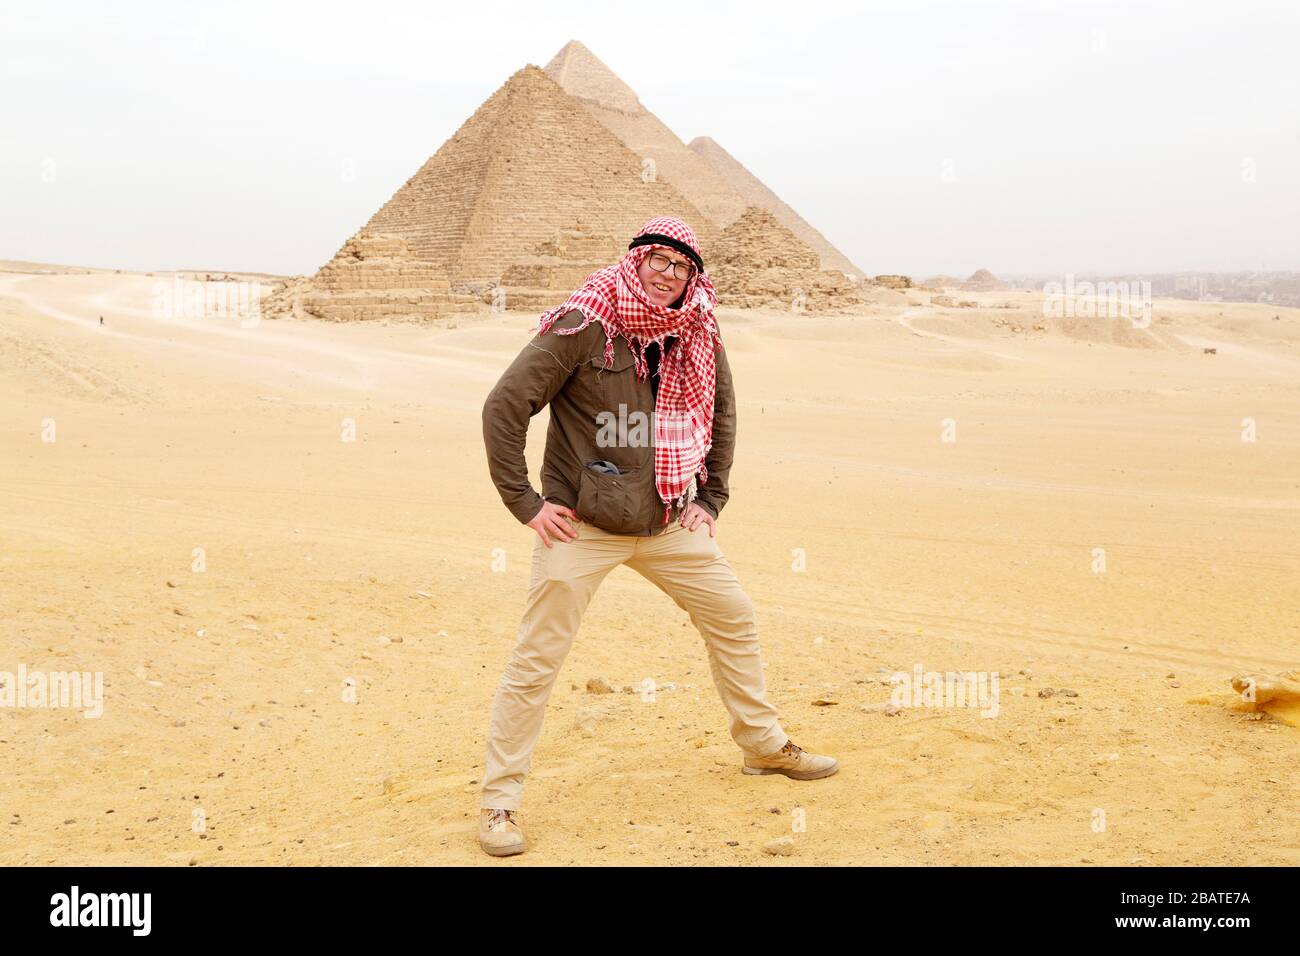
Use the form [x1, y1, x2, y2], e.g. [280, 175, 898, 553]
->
[527, 500, 582, 548]
[680, 502, 716, 537]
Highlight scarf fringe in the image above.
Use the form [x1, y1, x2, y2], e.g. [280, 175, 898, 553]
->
[661, 470, 704, 525]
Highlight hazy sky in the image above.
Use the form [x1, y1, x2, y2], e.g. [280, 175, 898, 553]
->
[3, 0, 1297, 278]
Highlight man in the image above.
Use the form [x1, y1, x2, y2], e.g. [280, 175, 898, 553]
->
[478, 217, 838, 857]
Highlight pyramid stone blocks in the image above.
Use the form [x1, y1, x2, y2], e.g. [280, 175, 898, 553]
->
[710, 207, 862, 312]
[263, 232, 479, 323]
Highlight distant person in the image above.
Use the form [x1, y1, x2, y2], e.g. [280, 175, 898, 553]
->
[478, 216, 838, 857]
[98, 315, 103, 325]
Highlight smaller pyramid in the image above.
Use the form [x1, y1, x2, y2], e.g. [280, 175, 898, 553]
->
[263, 233, 478, 323]
[710, 207, 862, 312]
[961, 269, 1008, 291]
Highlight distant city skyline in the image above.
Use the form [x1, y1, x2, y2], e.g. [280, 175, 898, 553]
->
[3, 0, 1297, 278]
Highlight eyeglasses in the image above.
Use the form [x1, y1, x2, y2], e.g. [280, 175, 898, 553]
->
[646, 251, 695, 282]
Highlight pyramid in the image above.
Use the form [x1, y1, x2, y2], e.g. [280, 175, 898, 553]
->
[262, 233, 479, 322]
[688, 136, 863, 278]
[710, 207, 862, 312]
[545, 41, 864, 277]
[544, 41, 749, 229]
[350, 64, 715, 289]
[961, 268, 1008, 291]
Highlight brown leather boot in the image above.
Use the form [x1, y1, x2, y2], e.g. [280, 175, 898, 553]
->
[742, 739, 839, 780]
[479, 808, 526, 857]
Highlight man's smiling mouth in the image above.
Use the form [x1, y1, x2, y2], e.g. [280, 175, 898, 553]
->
[653, 282, 672, 293]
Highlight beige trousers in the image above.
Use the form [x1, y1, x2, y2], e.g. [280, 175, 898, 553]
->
[480, 516, 789, 810]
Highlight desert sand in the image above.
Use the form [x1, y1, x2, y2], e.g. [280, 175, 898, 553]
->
[1, 266, 1298, 866]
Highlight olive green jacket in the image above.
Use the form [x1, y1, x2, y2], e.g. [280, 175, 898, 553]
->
[482, 309, 735, 535]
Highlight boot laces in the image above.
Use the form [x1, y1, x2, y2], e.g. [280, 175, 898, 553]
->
[486, 808, 516, 829]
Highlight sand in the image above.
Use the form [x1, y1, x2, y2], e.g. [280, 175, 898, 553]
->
[1, 268, 1298, 866]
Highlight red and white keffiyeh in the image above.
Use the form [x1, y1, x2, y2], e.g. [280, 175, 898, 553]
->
[530, 217, 721, 526]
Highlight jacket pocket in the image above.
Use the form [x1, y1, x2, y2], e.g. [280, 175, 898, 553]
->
[589, 339, 639, 416]
[590, 346, 656, 456]
[577, 459, 643, 535]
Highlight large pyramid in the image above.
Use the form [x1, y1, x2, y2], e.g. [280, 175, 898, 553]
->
[545, 40, 863, 277]
[688, 135, 861, 278]
[351, 64, 714, 289]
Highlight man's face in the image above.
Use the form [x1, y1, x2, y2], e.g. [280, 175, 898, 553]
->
[636, 246, 693, 308]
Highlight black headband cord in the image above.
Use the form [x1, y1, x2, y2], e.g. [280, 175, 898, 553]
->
[627, 233, 704, 272]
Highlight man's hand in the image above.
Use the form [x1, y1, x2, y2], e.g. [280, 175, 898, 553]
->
[679, 502, 716, 537]
[527, 500, 582, 548]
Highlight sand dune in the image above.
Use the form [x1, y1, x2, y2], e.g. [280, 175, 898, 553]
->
[2, 267, 1298, 865]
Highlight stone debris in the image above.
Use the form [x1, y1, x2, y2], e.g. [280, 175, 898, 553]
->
[585, 677, 614, 695]
[873, 275, 912, 290]
[763, 836, 795, 856]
